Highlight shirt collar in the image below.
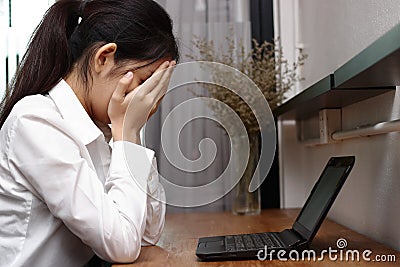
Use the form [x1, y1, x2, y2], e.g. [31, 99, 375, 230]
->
[48, 79, 103, 145]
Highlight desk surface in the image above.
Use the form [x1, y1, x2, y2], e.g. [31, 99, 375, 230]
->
[114, 209, 399, 267]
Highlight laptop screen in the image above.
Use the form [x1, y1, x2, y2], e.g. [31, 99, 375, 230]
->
[296, 165, 348, 231]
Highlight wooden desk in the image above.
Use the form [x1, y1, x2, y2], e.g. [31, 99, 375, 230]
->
[114, 209, 399, 266]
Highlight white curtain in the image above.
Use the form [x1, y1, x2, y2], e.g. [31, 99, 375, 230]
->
[0, 0, 6, 96]
[146, 0, 252, 213]
[0, 0, 55, 98]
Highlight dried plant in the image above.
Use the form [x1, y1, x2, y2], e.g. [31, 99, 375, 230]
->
[187, 35, 307, 134]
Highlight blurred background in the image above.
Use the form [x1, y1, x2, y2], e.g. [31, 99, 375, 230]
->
[1, 0, 400, 251]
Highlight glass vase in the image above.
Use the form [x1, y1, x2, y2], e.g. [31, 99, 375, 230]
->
[232, 132, 261, 215]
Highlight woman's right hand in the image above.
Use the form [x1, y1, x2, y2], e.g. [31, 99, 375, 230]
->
[108, 61, 176, 143]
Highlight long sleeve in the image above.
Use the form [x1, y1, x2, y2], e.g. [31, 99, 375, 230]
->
[6, 113, 162, 263]
[141, 158, 166, 246]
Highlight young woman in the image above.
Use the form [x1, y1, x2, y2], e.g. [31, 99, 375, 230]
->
[0, 0, 178, 266]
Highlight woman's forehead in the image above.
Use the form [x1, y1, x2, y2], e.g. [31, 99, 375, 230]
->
[129, 58, 169, 73]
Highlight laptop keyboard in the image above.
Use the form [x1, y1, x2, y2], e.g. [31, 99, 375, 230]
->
[225, 233, 282, 252]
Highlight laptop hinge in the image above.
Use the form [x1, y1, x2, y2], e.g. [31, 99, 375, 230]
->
[278, 229, 305, 247]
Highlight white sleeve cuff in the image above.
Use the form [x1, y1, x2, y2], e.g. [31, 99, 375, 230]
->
[147, 157, 161, 195]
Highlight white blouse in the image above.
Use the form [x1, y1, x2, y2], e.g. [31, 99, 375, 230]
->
[0, 80, 166, 267]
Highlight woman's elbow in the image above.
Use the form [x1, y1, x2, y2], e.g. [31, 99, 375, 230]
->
[101, 230, 143, 264]
[106, 242, 141, 263]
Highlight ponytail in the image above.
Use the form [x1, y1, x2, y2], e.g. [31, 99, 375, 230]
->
[0, 0, 82, 128]
[0, 0, 179, 128]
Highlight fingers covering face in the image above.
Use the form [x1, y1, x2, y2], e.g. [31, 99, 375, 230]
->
[112, 71, 134, 103]
[153, 61, 176, 101]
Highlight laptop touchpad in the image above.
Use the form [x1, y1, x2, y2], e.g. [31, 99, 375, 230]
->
[206, 240, 224, 247]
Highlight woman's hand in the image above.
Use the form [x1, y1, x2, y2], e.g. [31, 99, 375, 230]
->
[108, 61, 176, 143]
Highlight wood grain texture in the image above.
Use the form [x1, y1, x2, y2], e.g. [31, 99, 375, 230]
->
[113, 209, 399, 267]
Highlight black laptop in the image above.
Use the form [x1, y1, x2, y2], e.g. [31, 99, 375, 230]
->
[196, 156, 355, 261]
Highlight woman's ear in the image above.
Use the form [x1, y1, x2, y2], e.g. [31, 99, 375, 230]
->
[93, 43, 118, 74]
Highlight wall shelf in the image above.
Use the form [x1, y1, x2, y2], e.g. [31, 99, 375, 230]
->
[334, 23, 400, 89]
[273, 75, 394, 120]
[274, 23, 400, 120]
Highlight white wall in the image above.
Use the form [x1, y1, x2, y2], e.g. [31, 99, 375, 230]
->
[277, 0, 400, 251]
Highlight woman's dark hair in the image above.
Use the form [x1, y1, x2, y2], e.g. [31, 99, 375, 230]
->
[0, 0, 179, 128]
